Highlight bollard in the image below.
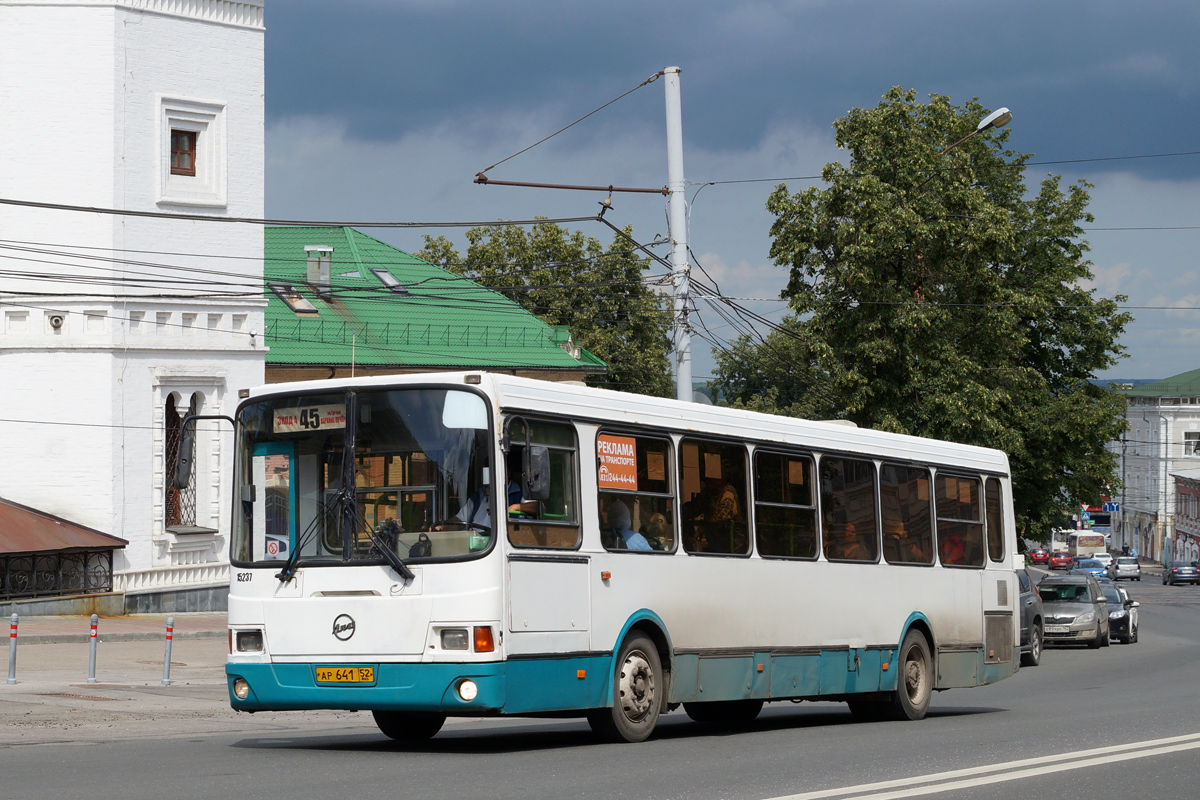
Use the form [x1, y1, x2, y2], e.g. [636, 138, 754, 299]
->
[7, 613, 17, 685]
[87, 613, 98, 684]
[162, 616, 174, 686]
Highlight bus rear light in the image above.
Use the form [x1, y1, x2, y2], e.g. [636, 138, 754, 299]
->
[441, 629, 470, 650]
[474, 626, 495, 653]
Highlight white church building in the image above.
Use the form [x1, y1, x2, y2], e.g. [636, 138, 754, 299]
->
[0, 0, 267, 611]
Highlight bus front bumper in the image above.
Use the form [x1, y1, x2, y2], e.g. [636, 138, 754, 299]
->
[226, 661, 508, 713]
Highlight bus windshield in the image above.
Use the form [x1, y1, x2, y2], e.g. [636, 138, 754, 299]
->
[232, 387, 494, 567]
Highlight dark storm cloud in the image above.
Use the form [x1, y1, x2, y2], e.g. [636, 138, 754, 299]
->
[267, 0, 1200, 179]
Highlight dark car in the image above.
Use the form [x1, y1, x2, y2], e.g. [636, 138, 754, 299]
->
[1163, 561, 1200, 586]
[1103, 583, 1140, 644]
[1016, 568, 1044, 666]
[1038, 574, 1110, 649]
[1049, 551, 1072, 570]
[1029, 548, 1050, 565]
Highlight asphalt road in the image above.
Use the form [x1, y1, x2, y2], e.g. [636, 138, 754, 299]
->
[4, 572, 1199, 800]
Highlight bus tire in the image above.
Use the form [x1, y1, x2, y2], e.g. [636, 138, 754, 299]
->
[683, 699, 764, 728]
[371, 710, 446, 742]
[889, 630, 932, 721]
[587, 633, 661, 743]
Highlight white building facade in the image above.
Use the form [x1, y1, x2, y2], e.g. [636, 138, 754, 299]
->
[0, 0, 266, 609]
[1112, 370, 1200, 564]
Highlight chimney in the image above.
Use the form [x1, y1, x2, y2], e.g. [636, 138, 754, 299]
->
[304, 245, 333, 296]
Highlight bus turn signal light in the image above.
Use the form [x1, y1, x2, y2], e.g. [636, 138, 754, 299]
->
[474, 626, 495, 652]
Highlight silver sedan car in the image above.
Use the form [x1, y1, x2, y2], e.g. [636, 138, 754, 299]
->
[1038, 575, 1111, 649]
[1108, 556, 1141, 581]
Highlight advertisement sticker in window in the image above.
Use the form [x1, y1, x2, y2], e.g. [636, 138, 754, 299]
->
[597, 434, 638, 489]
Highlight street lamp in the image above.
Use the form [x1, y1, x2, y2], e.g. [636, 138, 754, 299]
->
[938, 107, 1012, 156]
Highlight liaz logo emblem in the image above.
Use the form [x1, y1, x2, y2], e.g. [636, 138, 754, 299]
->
[332, 614, 356, 641]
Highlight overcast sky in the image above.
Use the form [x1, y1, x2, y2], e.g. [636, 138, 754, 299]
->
[263, 1, 1200, 382]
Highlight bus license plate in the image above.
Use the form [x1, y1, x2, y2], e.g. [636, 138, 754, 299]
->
[315, 666, 374, 684]
[1045, 625, 1069, 634]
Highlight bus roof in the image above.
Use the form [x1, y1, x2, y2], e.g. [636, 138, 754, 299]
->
[244, 371, 1011, 476]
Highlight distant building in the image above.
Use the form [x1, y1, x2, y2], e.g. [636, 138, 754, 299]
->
[1172, 469, 1200, 563]
[262, 227, 605, 383]
[1112, 368, 1200, 562]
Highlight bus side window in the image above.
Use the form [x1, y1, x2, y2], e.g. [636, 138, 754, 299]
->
[680, 439, 749, 555]
[596, 432, 675, 553]
[936, 474, 984, 567]
[880, 463, 934, 565]
[754, 450, 817, 559]
[506, 417, 581, 549]
[820, 456, 879, 562]
[985, 477, 1005, 562]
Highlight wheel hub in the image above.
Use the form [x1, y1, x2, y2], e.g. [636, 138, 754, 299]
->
[619, 650, 656, 720]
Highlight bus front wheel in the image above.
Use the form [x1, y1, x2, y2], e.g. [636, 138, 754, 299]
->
[890, 630, 932, 721]
[372, 710, 446, 742]
[587, 633, 662, 743]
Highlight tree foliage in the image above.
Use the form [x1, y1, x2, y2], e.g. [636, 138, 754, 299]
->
[713, 87, 1131, 538]
[418, 222, 673, 397]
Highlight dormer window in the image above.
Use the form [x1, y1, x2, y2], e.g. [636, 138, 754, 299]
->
[269, 284, 317, 314]
[170, 130, 197, 176]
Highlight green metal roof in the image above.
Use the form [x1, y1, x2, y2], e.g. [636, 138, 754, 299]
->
[1119, 367, 1200, 398]
[263, 227, 604, 371]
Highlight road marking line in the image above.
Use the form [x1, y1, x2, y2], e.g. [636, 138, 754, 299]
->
[769, 731, 1200, 800]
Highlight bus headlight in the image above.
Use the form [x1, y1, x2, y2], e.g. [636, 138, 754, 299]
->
[233, 678, 250, 700]
[441, 629, 470, 650]
[458, 680, 478, 702]
[236, 630, 264, 653]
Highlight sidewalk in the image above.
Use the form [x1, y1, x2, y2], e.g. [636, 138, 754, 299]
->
[7, 612, 226, 644]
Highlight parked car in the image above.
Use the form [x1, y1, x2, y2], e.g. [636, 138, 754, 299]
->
[1070, 559, 1108, 580]
[1109, 556, 1141, 581]
[1029, 548, 1050, 565]
[1038, 575, 1110, 649]
[1104, 584, 1140, 644]
[1089, 552, 1114, 569]
[1049, 551, 1073, 570]
[1016, 568, 1044, 666]
[1163, 561, 1200, 586]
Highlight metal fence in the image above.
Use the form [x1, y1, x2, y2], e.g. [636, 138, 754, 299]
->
[0, 550, 115, 601]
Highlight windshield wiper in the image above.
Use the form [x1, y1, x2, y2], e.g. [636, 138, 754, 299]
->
[365, 525, 416, 581]
[275, 504, 329, 584]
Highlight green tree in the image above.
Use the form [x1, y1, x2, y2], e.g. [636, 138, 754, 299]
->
[418, 222, 673, 397]
[713, 87, 1131, 538]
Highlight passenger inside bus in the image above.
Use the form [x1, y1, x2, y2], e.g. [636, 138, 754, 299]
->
[682, 470, 743, 552]
[605, 500, 652, 551]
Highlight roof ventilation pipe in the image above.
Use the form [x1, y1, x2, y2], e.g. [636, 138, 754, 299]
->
[305, 245, 334, 297]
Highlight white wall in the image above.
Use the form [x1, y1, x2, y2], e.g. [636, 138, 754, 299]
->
[0, 1, 266, 579]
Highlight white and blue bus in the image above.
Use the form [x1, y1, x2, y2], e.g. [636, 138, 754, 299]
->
[224, 372, 1019, 743]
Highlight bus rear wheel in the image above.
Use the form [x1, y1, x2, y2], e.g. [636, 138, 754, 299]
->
[587, 633, 661, 743]
[684, 699, 764, 728]
[889, 630, 932, 721]
[372, 710, 446, 742]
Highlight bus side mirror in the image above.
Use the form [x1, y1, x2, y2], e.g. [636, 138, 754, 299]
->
[524, 445, 551, 502]
[172, 429, 194, 490]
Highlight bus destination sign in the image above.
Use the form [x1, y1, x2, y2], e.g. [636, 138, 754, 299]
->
[274, 404, 347, 433]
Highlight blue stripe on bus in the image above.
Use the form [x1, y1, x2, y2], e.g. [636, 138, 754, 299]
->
[226, 613, 1011, 714]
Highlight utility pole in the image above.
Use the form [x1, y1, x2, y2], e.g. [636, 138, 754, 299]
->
[663, 66, 691, 402]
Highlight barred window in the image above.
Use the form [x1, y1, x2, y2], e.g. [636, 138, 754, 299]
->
[165, 392, 200, 528]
